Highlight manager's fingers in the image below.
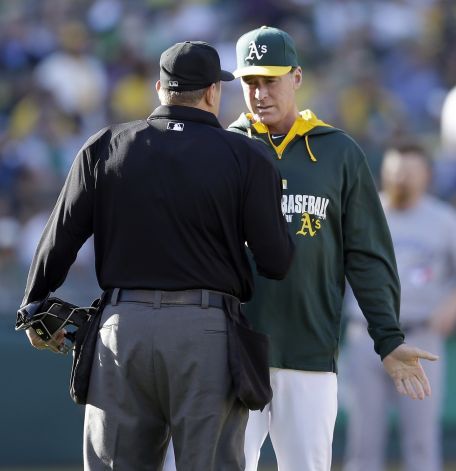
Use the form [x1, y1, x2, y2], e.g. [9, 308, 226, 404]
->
[413, 347, 439, 362]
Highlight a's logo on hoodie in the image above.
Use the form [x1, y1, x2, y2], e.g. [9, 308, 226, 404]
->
[296, 212, 322, 237]
[281, 193, 330, 237]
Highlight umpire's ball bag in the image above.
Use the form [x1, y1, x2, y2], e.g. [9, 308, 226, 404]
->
[69, 294, 106, 405]
[223, 296, 273, 411]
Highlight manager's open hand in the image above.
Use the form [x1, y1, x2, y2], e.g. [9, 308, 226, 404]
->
[382, 344, 439, 400]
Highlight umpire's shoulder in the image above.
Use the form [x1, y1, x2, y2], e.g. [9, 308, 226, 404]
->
[218, 126, 275, 165]
[83, 120, 146, 149]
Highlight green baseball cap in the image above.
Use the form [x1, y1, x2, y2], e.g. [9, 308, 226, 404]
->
[233, 26, 299, 78]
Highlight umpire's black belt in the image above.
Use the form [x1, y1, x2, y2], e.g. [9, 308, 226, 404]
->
[106, 288, 226, 309]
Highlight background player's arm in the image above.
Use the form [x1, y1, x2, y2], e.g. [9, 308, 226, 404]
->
[429, 289, 456, 336]
[429, 214, 456, 336]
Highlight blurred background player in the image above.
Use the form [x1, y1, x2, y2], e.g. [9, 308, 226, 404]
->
[342, 141, 456, 471]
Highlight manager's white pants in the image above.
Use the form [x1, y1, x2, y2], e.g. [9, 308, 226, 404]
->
[245, 368, 338, 471]
[164, 368, 338, 471]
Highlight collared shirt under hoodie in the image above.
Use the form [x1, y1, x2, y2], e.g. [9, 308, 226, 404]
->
[22, 105, 294, 306]
[229, 110, 404, 372]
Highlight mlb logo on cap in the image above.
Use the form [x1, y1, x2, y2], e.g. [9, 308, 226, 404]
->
[169, 81, 179, 87]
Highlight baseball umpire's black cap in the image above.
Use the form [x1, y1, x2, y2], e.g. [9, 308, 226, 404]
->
[160, 41, 235, 91]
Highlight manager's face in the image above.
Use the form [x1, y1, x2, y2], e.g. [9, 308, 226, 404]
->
[240, 67, 302, 134]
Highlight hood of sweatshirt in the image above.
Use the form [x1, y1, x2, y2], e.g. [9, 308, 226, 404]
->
[228, 109, 341, 161]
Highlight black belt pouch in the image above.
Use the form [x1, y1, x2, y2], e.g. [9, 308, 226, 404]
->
[223, 296, 272, 411]
[69, 294, 106, 405]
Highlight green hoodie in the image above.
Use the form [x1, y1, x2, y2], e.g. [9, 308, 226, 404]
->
[229, 110, 404, 372]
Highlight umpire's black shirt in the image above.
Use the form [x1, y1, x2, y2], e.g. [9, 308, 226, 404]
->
[22, 105, 294, 306]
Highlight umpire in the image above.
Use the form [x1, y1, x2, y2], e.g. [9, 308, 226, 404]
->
[20, 41, 294, 470]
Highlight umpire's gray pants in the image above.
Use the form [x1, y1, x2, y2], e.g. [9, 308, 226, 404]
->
[83, 297, 248, 471]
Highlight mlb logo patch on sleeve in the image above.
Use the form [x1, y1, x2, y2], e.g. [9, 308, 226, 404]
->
[167, 122, 185, 131]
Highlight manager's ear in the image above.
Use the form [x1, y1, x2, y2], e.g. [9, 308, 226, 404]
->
[293, 67, 303, 89]
[155, 80, 161, 92]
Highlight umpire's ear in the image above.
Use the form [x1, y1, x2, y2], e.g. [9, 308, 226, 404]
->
[205, 83, 217, 106]
[204, 82, 221, 117]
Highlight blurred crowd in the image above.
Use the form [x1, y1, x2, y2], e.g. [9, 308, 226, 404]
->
[1, 0, 456, 313]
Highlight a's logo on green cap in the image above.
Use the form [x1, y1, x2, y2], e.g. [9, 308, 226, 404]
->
[245, 41, 268, 61]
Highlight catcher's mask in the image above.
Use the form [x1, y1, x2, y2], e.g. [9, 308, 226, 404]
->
[16, 296, 97, 354]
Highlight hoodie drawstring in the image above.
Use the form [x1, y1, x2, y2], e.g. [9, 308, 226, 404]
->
[305, 135, 317, 162]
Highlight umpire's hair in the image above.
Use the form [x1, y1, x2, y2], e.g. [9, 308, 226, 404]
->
[158, 86, 208, 106]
